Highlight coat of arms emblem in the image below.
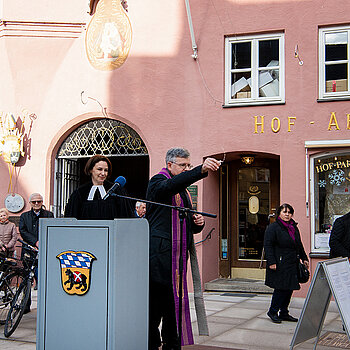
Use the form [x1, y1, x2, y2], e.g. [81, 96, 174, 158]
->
[56, 251, 96, 296]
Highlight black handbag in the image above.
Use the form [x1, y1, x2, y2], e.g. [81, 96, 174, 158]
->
[297, 261, 310, 283]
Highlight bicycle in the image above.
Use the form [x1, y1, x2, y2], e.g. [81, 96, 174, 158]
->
[0, 250, 24, 325]
[4, 240, 38, 337]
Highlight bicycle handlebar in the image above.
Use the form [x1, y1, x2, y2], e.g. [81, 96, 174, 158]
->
[17, 239, 38, 252]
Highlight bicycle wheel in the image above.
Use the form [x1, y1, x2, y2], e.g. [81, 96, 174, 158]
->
[0, 271, 24, 324]
[4, 279, 30, 337]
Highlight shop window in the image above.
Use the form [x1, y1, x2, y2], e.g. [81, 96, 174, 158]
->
[224, 33, 285, 106]
[311, 152, 350, 254]
[319, 26, 350, 100]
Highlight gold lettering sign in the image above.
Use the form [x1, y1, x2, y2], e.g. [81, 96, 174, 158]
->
[271, 117, 280, 133]
[328, 112, 340, 131]
[315, 160, 350, 173]
[253, 112, 350, 134]
[288, 117, 296, 132]
[254, 116, 296, 134]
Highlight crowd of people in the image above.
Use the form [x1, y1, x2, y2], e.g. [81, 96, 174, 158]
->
[3, 148, 350, 349]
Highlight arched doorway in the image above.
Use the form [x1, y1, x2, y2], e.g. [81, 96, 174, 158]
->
[53, 118, 149, 217]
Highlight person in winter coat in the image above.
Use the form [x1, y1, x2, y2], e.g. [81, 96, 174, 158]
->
[19, 193, 54, 248]
[19, 193, 54, 313]
[264, 203, 309, 323]
[0, 208, 17, 257]
[329, 211, 350, 258]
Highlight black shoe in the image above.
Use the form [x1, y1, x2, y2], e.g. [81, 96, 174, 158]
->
[267, 311, 282, 323]
[24, 308, 31, 314]
[279, 314, 298, 322]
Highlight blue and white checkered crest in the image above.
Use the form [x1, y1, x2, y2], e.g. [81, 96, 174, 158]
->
[57, 251, 96, 296]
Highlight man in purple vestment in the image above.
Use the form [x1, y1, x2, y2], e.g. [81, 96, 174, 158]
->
[146, 147, 220, 350]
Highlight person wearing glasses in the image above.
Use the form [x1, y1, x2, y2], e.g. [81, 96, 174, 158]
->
[19, 193, 54, 249]
[146, 147, 221, 350]
[19, 193, 54, 313]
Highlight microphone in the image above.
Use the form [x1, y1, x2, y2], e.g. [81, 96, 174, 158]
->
[103, 176, 126, 200]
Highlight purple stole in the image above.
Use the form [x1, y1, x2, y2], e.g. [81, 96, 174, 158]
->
[158, 168, 194, 345]
[278, 217, 296, 241]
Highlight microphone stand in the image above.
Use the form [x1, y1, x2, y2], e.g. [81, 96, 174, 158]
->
[112, 193, 216, 347]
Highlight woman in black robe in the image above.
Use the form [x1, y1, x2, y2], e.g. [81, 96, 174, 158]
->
[64, 155, 134, 219]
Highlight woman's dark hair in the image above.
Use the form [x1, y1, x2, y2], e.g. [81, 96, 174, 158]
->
[276, 203, 294, 217]
[84, 155, 112, 178]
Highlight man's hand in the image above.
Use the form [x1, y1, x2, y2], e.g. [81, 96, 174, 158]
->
[202, 158, 221, 173]
[303, 260, 309, 269]
[269, 264, 277, 270]
[193, 214, 204, 226]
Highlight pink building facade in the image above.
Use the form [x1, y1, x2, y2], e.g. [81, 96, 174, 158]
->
[1, 0, 350, 295]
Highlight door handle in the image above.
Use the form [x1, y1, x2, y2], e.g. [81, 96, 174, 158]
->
[268, 208, 276, 218]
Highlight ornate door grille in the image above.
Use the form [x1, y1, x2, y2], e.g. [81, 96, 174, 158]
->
[57, 118, 148, 158]
[54, 118, 148, 217]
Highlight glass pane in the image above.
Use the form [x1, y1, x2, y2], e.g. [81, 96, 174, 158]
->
[325, 32, 348, 45]
[326, 43, 347, 61]
[325, 64, 348, 92]
[259, 70, 279, 97]
[238, 168, 270, 260]
[313, 154, 350, 251]
[259, 39, 279, 67]
[231, 72, 251, 99]
[231, 42, 251, 69]
[325, 32, 347, 61]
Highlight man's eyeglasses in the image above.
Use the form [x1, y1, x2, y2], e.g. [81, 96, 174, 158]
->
[172, 162, 193, 170]
[31, 201, 42, 204]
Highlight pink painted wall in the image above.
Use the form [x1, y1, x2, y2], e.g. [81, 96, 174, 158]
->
[0, 0, 350, 295]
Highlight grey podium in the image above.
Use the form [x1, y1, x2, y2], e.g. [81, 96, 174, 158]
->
[36, 218, 149, 350]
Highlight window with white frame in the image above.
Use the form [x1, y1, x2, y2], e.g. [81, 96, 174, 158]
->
[225, 33, 285, 106]
[310, 152, 350, 254]
[319, 26, 350, 99]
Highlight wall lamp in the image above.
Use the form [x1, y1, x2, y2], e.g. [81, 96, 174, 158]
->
[241, 155, 255, 165]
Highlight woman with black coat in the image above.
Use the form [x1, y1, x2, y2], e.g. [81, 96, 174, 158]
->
[64, 154, 133, 220]
[264, 203, 309, 323]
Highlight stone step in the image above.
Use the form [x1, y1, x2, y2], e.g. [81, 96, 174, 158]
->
[204, 278, 273, 294]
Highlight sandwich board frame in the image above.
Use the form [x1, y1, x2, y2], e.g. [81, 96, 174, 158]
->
[290, 257, 350, 349]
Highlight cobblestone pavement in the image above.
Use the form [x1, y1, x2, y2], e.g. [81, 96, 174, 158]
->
[0, 290, 346, 349]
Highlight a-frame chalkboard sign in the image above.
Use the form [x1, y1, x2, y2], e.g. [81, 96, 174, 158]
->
[290, 257, 350, 349]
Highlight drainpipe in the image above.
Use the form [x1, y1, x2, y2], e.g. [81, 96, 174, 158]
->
[305, 147, 309, 217]
[184, 0, 198, 59]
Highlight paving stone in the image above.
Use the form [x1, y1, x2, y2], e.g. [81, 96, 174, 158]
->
[213, 306, 264, 319]
[0, 290, 344, 350]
